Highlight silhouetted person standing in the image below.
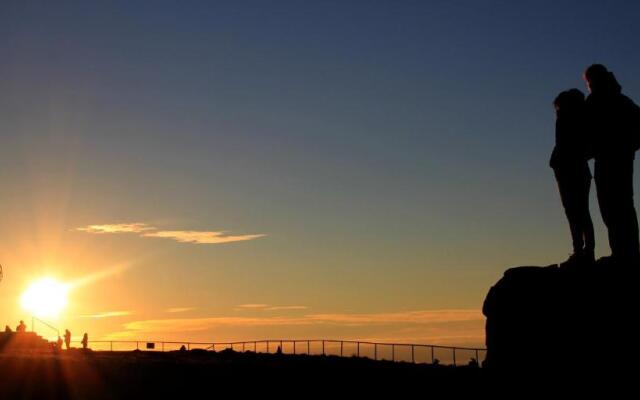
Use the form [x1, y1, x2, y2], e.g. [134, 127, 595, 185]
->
[82, 333, 88, 350]
[64, 329, 71, 350]
[584, 64, 640, 263]
[550, 89, 595, 266]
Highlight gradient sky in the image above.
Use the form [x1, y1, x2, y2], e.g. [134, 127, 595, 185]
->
[1, 1, 640, 349]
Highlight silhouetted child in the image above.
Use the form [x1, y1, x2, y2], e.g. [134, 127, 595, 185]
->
[82, 333, 88, 350]
[57, 336, 63, 350]
[550, 88, 595, 266]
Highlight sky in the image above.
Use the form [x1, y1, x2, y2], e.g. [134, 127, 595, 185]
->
[1, 0, 640, 349]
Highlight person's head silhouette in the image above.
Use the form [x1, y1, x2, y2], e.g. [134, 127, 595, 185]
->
[553, 88, 585, 116]
[583, 64, 621, 95]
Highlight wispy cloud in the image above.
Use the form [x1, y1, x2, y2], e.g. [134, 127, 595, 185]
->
[79, 311, 132, 319]
[112, 309, 483, 333]
[77, 223, 154, 234]
[165, 307, 194, 313]
[235, 304, 308, 311]
[266, 306, 308, 311]
[143, 231, 266, 244]
[236, 304, 269, 309]
[102, 309, 486, 347]
[76, 222, 265, 245]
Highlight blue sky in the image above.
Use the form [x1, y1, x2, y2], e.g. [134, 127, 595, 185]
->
[1, 0, 639, 345]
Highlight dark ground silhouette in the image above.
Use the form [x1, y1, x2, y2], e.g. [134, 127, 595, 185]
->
[0, 348, 484, 398]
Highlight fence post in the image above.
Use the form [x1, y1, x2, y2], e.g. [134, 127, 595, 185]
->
[340, 341, 343, 357]
[452, 348, 456, 366]
[162, 342, 165, 352]
[110, 342, 113, 352]
[243, 343, 245, 352]
[392, 344, 395, 362]
[267, 341, 270, 353]
[307, 340, 310, 355]
[293, 341, 296, 355]
[322, 340, 325, 356]
[136, 342, 139, 351]
[412, 345, 415, 363]
[431, 346, 434, 364]
[374, 344, 377, 361]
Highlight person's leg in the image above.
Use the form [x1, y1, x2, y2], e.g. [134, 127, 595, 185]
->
[595, 160, 617, 256]
[610, 157, 640, 259]
[555, 169, 584, 254]
[595, 157, 640, 261]
[576, 172, 595, 255]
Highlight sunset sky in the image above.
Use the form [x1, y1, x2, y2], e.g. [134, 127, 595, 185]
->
[1, 1, 640, 348]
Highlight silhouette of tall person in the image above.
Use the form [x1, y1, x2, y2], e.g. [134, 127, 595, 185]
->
[584, 64, 640, 263]
[550, 89, 595, 266]
[64, 329, 71, 350]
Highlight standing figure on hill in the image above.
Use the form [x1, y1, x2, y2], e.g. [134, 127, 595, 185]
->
[584, 64, 640, 263]
[550, 88, 595, 267]
[64, 329, 71, 350]
[82, 333, 88, 350]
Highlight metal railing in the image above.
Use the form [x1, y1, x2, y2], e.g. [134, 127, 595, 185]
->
[69, 339, 486, 367]
[31, 316, 60, 338]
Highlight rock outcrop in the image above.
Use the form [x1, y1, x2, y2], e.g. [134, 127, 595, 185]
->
[483, 258, 639, 372]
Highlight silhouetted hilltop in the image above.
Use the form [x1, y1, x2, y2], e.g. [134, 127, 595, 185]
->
[0, 332, 53, 352]
[483, 258, 639, 374]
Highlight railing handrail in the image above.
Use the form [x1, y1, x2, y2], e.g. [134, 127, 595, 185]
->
[84, 339, 485, 352]
[68, 338, 485, 367]
[32, 316, 60, 337]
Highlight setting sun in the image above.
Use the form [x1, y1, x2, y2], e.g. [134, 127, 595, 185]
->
[20, 277, 69, 319]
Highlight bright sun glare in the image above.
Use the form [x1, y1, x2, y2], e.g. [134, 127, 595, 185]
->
[20, 277, 69, 319]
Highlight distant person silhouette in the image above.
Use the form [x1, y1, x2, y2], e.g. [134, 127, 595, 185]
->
[4, 325, 12, 333]
[550, 89, 595, 266]
[57, 336, 63, 350]
[16, 320, 27, 333]
[64, 329, 71, 349]
[584, 64, 640, 263]
[82, 333, 88, 350]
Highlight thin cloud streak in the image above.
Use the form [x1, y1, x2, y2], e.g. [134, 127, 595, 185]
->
[76, 222, 265, 245]
[235, 304, 308, 311]
[143, 231, 266, 244]
[266, 306, 308, 311]
[236, 304, 269, 309]
[76, 223, 154, 234]
[115, 309, 484, 334]
[165, 307, 194, 313]
[79, 311, 132, 319]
